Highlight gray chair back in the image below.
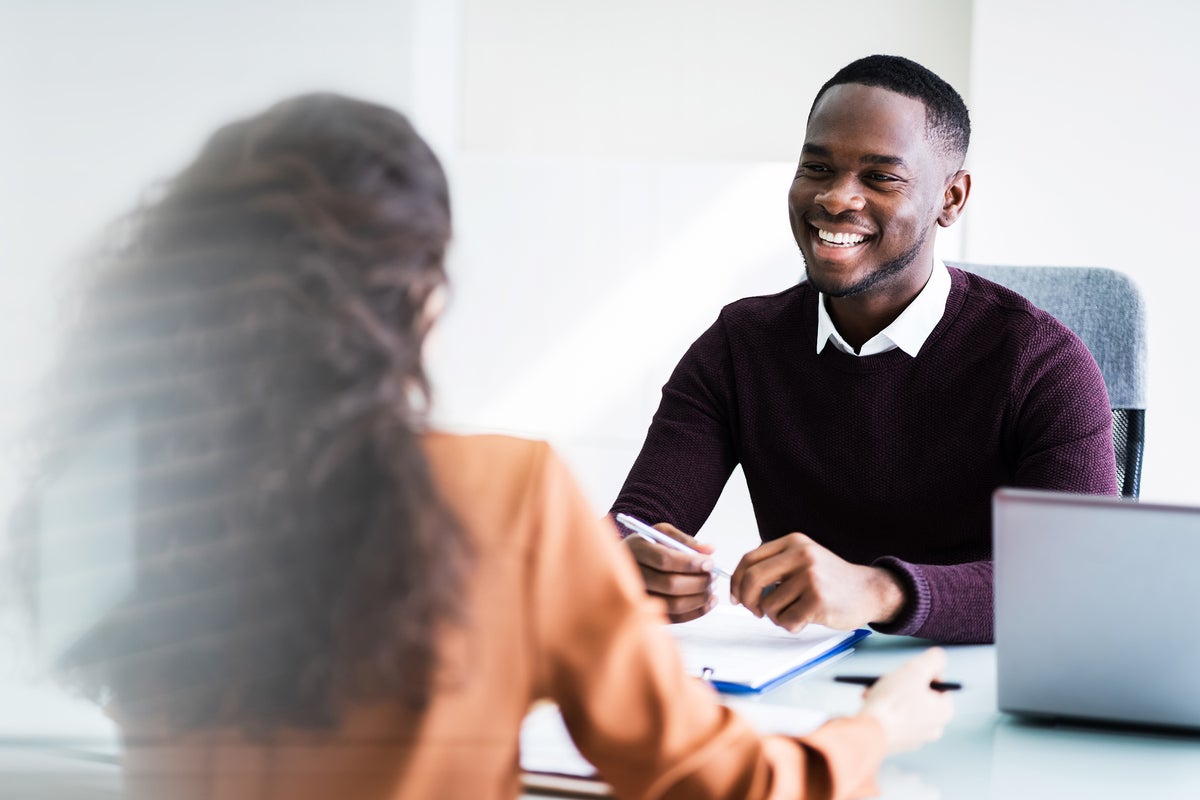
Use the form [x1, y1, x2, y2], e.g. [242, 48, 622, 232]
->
[948, 262, 1147, 498]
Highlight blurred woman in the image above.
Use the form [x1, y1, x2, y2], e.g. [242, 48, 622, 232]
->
[9, 93, 951, 799]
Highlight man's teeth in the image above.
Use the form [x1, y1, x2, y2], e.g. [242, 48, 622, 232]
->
[816, 229, 867, 246]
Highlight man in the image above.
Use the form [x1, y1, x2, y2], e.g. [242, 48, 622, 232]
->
[610, 54, 1117, 644]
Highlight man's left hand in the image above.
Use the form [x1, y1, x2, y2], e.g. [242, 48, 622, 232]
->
[729, 532, 905, 632]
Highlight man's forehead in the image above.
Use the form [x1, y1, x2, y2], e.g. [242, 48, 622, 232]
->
[804, 83, 934, 163]
[810, 82, 929, 123]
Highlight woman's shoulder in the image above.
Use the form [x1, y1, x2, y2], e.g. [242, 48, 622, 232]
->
[422, 431, 565, 545]
[422, 430, 553, 478]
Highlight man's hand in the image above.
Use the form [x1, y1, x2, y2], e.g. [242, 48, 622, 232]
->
[729, 532, 905, 632]
[623, 522, 718, 623]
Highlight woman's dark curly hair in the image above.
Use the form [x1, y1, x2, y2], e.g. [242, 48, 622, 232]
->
[7, 93, 471, 730]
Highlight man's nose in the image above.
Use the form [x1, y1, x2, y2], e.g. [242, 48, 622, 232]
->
[814, 174, 866, 216]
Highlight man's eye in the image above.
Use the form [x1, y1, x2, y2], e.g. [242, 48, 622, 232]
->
[867, 172, 898, 182]
[799, 163, 830, 175]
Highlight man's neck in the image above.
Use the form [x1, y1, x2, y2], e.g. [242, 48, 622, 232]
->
[826, 260, 935, 350]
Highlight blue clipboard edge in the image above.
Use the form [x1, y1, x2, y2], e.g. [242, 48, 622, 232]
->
[711, 628, 872, 695]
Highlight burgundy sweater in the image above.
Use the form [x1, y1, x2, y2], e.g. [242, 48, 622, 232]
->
[611, 268, 1118, 643]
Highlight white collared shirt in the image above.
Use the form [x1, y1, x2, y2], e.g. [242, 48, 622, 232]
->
[816, 259, 951, 357]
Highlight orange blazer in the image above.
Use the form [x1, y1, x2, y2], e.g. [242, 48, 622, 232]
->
[117, 433, 884, 799]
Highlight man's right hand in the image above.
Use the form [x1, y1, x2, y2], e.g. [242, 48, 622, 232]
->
[623, 522, 718, 623]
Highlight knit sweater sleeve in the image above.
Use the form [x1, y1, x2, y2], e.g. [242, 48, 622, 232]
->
[871, 319, 1118, 643]
[610, 314, 739, 537]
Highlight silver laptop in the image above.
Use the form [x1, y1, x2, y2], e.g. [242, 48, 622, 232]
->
[994, 487, 1200, 730]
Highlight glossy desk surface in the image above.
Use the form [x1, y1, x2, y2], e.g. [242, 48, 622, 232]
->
[4, 635, 1197, 799]
[694, 634, 1200, 800]
[517, 632, 1200, 799]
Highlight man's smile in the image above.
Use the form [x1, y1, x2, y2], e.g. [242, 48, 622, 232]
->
[814, 227, 872, 247]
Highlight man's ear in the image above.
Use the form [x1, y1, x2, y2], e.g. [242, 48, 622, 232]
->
[938, 170, 971, 228]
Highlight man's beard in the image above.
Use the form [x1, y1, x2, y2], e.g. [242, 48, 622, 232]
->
[803, 237, 925, 298]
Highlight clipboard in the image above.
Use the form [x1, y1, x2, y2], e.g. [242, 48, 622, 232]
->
[666, 602, 871, 694]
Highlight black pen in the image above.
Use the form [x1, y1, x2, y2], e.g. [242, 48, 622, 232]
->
[834, 674, 962, 692]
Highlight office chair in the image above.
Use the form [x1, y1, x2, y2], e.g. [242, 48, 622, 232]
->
[948, 263, 1147, 498]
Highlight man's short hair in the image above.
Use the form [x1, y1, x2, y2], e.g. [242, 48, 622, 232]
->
[810, 54, 971, 165]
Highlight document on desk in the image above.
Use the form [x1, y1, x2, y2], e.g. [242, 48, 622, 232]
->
[667, 602, 870, 694]
[520, 703, 612, 796]
[520, 603, 864, 791]
[519, 699, 829, 795]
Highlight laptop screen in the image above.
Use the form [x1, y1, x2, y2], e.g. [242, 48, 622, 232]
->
[993, 488, 1200, 730]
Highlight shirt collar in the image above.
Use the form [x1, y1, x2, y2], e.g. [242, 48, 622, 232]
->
[815, 259, 951, 358]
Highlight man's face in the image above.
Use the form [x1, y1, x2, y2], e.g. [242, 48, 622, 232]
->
[787, 83, 952, 298]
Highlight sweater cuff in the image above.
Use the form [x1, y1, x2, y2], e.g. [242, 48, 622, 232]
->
[868, 556, 931, 637]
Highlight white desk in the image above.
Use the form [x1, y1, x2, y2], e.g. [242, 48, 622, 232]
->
[518, 633, 1200, 799]
[5, 635, 1197, 799]
[697, 634, 1200, 800]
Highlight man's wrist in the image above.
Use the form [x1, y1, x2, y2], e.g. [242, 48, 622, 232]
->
[868, 566, 906, 625]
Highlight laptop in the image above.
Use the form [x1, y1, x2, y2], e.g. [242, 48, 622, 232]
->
[993, 487, 1200, 730]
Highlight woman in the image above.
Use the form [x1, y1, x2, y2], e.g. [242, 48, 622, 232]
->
[10, 93, 951, 799]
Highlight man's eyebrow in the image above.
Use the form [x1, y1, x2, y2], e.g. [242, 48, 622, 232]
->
[800, 143, 909, 169]
[861, 154, 908, 168]
[800, 143, 833, 158]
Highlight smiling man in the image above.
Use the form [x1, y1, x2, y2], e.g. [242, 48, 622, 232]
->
[610, 55, 1118, 644]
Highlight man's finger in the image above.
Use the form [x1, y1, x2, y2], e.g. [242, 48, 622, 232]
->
[639, 565, 712, 597]
[664, 591, 718, 623]
[765, 583, 819, 633]
[735, 556, 805, 616]
[757, 572, 807, 619]
[652, 522, 716, 554]
[732, 535, 795, 573]
[730, 533, 812, 606]
[626, 530, 713, 574]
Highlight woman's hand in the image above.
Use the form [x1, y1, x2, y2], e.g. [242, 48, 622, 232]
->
[856, 648, 955, 754]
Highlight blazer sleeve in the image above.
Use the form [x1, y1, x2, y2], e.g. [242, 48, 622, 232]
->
[526, 442, 886, 800]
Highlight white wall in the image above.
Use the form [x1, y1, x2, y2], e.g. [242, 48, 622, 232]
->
[432, 0, 973, 560]
[0, 0, 417, 505]
[0, 0, 419, 740]
[458, 0, 971, 161]
[965, 0, 1200, 503]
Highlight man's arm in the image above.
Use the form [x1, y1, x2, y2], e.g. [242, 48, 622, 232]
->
[611, 315, 741, 622]
[736, 322, 1118, 644]
[872, 325, 1118, 642]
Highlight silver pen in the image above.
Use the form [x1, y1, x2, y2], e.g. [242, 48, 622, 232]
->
[615, 513, 733, 579]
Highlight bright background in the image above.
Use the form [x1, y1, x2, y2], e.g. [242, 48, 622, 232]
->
[1, 0, 1196, 738]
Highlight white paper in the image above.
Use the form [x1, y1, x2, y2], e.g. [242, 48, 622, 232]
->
[519, 703, 598, 778]
[519, 699, 829, 780]
[667, 602, 861, 689]
[723, 699, 828, 737]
